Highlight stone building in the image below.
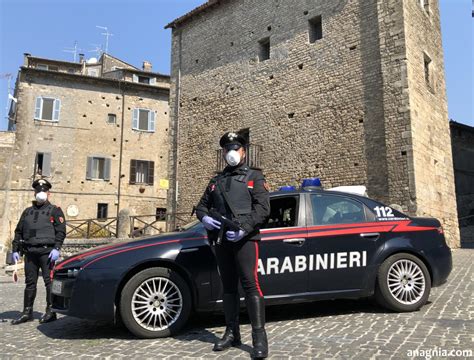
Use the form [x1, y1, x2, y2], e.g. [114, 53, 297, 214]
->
[450, 120, 474, 247]
[165, 0, 460, 247]
[0, 53, 170, 253]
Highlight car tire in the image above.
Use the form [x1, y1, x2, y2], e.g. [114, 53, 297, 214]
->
[120, 267, 192, 338]
[375, 253, 431, 312]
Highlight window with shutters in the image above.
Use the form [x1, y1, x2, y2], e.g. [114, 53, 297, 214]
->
[34, 97, 61, 122]
[34, 152, 51, 177]
[130, 160, 154, 185]
[132, 108, 155, 132]
[132, 74, 156, 85]
[86, 156, 111, 180]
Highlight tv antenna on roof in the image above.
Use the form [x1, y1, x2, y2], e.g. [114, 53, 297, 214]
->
[63, 41, 83, 62]
[96, 25, 114, 54]
[88, 44, 104, 58]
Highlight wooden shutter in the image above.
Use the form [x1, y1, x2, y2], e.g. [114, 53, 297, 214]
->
[53, 99, 61, 121]
[86, 157, 93, 180]
[147, 161, 154, 185]
[132, 74, 138, 83]
[132, 109, 138, 129]
[130, 160, 137, 184]
[104, 158, 111, 181]
[42, 152, 52, 177]
[149, 111, 155, 132]
[150, 77, 156, 85]
[34, 97, 42, 119]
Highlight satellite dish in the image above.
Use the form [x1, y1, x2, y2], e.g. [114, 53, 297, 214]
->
[87, 57, 98, 64]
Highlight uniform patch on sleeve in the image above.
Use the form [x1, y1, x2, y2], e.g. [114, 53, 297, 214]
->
[59, 217, 64, 223]
[50, 216, 54, 223]
[247, 180, 254, 189]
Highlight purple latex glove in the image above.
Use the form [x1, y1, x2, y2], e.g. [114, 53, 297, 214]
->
[12, 252, 20, 263]
[48, 249, 60, 262]
[202, 216, 221, 231]
[226, 230, 246, 242]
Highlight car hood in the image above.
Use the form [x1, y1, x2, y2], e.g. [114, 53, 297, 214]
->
[55, 232, 188, 270]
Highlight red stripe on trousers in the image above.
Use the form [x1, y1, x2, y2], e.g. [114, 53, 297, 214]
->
[254, 241, 263, 297]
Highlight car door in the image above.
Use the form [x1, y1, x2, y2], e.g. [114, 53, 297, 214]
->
[305, 192, 379, 293]
[258, 193, 309, 296]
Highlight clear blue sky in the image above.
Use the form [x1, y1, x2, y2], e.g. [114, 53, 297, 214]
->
[0, 0, 472, 130]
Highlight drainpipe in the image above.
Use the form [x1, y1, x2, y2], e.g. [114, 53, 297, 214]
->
[116, 80, 125, 235]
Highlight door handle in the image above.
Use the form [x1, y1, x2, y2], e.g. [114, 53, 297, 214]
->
[283, 238, 306, 245]
[360, 232, 380, 240]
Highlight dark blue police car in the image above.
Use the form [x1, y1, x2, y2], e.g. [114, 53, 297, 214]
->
[52, 179, 452, 338]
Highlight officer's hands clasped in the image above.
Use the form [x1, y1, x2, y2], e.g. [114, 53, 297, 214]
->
[202, 215, 222, 230]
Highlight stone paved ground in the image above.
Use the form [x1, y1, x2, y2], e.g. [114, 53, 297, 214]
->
[0, 249, 472, 359]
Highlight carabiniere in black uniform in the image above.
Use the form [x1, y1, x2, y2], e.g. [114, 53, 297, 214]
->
[11, 179, 66, 325]
[196, 131, 270, 359]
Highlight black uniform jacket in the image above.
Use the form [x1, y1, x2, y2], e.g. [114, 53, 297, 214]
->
[12, 201, 66, 252]
[196, 163, 270, 242]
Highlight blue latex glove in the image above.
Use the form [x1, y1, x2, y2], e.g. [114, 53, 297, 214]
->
[12, 252, 20, 263]
[226, 230, 246, 242]
[202, 215, 221, 231]
[48, 249, 60, 262]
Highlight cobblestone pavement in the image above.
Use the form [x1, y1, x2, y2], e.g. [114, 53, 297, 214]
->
[0, 249, 472, 359]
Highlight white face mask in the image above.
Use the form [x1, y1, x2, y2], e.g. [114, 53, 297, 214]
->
[35, 192, 48, 203]
[225, 150, 241, 167]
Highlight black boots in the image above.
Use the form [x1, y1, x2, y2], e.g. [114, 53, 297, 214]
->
[12, 289, 35, 325]
[213, 293, 241, 351]
[11, 307, 33, 325]
[246, 295, 268, 359]
[39, 305, 57, 324]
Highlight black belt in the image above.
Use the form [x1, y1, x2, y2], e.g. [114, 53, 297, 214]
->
[25, 244, 53, 248]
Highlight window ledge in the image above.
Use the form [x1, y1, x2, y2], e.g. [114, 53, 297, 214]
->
[34, 118, 59, 122]
[132, 128, 155, 133]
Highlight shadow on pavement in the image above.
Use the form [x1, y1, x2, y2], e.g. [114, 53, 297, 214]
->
[35, 297, 395, 341]
[0, 310, 43, 321]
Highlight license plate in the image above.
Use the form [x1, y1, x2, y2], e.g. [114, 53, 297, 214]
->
[52, 280, 63, 295]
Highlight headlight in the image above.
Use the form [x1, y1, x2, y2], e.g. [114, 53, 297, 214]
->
[67, 268, 81, 278]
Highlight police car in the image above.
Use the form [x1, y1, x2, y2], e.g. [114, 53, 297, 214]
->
[51, 179, 452, 338]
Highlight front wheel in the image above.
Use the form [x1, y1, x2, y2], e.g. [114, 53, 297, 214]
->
[120, 267, 191, 338]
[375, 253, 431, 312]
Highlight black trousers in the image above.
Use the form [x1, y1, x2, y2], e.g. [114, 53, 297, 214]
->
[215, 239, 263, 298]
[23, 247, 53, 308]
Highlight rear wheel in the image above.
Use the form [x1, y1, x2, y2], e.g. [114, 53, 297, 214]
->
[375, 253, 431, 312]
[120, 267, 191, 338]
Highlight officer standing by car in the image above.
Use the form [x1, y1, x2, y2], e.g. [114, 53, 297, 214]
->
[196, 131, 271, 359]
[11, 179, 66, 325]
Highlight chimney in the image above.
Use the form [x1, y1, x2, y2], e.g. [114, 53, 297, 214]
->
[79, 53, 85, 64]
[142, 61, 152, 72]
[23, 53, 31, 67]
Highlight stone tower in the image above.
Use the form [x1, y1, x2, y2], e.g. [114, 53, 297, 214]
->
[166, 0, 459, 247]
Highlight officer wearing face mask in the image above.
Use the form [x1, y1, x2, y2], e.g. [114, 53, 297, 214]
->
[196, 132, 270, 359]
[11, 179, 66, 325]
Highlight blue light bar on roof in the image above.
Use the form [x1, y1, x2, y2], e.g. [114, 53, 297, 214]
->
[301, 177, 322, 191]
[279, 185, 297, 191]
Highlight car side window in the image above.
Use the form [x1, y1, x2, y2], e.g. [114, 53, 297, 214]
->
[263, 196, 299, 229]
[311, 194, 368, 225]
